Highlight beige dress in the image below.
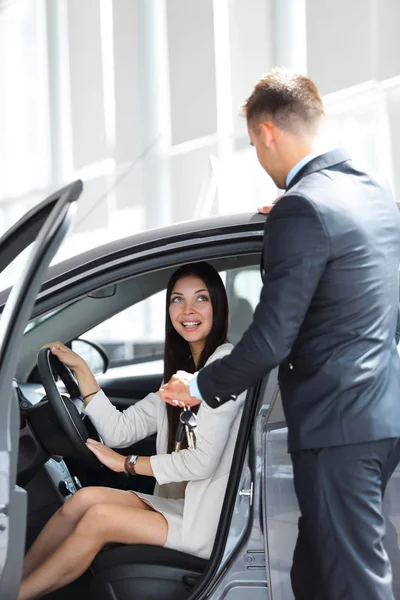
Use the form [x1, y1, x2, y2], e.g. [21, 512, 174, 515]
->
[83, 343, 245, 559]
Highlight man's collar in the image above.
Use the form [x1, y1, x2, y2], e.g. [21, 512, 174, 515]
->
[285, 148, 351, 190]
[286, 153, 320, 188]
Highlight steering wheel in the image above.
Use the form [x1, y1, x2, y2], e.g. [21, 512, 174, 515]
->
[37, 347, 102, 468]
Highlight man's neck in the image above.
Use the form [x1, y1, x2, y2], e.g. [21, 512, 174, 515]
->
[284, 142, 316, 174]
[285, 152, 320, 188]
[280, 133, 322, 186]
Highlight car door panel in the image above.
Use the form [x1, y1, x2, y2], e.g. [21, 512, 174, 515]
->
[0, 181, 81, 275]
[263, 384, 400, 600]
[0, 388, 26, 600]
[99, 372, 163, 405]
[0, 181, 82, 599]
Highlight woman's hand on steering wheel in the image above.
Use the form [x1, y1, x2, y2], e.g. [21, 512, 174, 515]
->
[42, 341, 88, 374]
[42, 341, 100, 405]
[86, 438, 126, 472]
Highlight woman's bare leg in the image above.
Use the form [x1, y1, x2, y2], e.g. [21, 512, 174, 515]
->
[19, 502, 167, 600]
[22, 487, 151, 578]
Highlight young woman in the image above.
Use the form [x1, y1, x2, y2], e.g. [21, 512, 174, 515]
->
[19, 262, 246, 600]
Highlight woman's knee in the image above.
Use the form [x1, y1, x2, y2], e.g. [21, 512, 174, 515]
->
[75, 503, 112, 540]
[60, 487, 101, 521]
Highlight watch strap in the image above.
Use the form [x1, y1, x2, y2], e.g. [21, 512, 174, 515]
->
[124, 454, 138, 475]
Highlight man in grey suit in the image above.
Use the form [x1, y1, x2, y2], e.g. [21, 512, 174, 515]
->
[160, 68, 400, 599]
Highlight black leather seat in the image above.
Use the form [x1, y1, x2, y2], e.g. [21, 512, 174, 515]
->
[90, 544, 207, 600]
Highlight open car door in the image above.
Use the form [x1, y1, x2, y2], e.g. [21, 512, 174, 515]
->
[0, 180, 82, 599]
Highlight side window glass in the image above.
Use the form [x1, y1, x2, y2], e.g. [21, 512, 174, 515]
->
[225, 267, 262, 344]
[232, 269, 262, 311]
[83, 290, 165, 372]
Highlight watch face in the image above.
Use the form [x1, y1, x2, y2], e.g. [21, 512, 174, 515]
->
[129, 455, 138, 464]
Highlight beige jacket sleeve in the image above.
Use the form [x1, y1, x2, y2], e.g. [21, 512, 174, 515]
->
[82, 389, 159, 448]
[150, 343, 244, 485]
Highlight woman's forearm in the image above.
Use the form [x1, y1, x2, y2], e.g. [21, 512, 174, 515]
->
[73, 363, 100, 406]
[133, 456, 154, 477]
[84, 440, 154, 476]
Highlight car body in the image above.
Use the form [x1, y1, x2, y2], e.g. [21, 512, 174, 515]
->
[1, 183, 400, 600]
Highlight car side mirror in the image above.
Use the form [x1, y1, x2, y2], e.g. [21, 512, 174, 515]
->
[70, 339, 109, 375]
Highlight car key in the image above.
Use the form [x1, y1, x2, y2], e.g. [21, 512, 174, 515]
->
[175, 405, 191, 451]
[180, 408, 198, 449]
[181, 405, 193, 449]
[174, 416, 186, 452]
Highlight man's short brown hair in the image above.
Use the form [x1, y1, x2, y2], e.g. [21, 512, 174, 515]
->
[242, 68, 324, 135]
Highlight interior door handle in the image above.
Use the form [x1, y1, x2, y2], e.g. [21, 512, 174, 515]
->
[182, 574, 201, 590]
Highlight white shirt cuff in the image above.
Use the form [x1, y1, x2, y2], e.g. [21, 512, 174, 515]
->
[189, 372, 204, 401]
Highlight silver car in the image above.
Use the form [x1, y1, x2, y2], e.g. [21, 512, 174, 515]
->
[1, 182, 399, 600]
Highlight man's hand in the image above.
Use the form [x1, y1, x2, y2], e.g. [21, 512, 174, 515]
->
[159, 371, 201, 407]
[258, 196, 282, 214]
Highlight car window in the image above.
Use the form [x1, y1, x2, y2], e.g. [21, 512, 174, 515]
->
[0, 245, 33, 291]
[85, 289, 166, 370]
[231, 268, 262, 311]
[82, 267, 263, 371]
[226, 267, 262, 345]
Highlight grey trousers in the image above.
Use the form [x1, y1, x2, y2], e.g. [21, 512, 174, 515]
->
[290, 438, 400, 600]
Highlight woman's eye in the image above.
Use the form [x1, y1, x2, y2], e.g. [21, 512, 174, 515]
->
[171, 296, 181, 303]
[197, 295, 209, 302]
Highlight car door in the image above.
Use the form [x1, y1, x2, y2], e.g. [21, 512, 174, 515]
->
[262, 379, 400, 600]
[0, 180, 82, 600]
[261, 382, 298, 600]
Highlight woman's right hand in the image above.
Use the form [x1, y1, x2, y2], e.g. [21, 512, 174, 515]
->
[42, 341, 100, 404]
[42, 341, 88, 374]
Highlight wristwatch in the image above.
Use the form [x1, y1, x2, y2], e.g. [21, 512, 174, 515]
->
[124, 454, 139, 475]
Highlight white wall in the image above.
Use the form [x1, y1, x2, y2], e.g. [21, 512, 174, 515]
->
[1, 0, 400, 261]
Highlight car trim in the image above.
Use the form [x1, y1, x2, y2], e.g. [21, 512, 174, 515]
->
[3, 236, 264, 321]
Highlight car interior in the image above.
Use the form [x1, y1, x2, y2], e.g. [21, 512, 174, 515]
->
[13, 256, 266, 600]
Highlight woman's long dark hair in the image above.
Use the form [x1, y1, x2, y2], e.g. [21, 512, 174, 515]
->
[164, 262, 229, 452]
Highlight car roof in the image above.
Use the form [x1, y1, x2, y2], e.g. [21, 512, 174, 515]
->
[48, 211, 265, 275]
[0, 211, 266, 309]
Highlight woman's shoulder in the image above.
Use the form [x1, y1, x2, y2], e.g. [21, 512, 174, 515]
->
[205, 342, 234, 365]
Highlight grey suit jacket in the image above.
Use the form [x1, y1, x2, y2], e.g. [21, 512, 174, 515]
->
[198, 149, 400, 452]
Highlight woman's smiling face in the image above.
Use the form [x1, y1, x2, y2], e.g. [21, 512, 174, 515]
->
[169, 275, 213, 352]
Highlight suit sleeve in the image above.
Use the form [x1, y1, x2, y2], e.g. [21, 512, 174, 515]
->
[197, 194, 330, 407]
